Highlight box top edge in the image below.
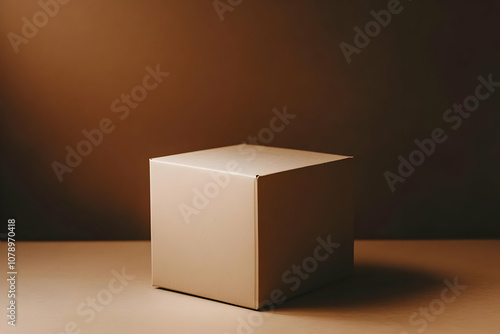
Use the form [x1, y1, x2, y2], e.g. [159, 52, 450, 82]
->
[150, 145, 353, 176]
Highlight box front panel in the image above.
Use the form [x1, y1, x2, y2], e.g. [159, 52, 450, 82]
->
[150, 161, 256, 308]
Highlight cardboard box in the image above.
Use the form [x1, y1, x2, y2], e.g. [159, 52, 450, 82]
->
[150, 145, 354, 309]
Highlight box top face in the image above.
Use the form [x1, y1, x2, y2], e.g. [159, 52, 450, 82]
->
[150, 145, 351, 177]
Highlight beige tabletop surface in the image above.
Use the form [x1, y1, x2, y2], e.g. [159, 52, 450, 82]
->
[1, 240, 499, 334]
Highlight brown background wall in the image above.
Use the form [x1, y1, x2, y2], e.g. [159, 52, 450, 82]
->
[1, 0, 499, 240]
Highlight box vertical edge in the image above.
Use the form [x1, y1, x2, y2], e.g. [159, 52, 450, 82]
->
[254, 175, 260, 309]
[149, 158, 155, 288]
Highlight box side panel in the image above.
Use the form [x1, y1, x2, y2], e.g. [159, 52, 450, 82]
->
[150, 161, 256, 308]
[257, 159, 354, 307]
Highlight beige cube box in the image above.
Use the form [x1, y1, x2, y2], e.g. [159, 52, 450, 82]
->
[150, 145, 354, 309]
